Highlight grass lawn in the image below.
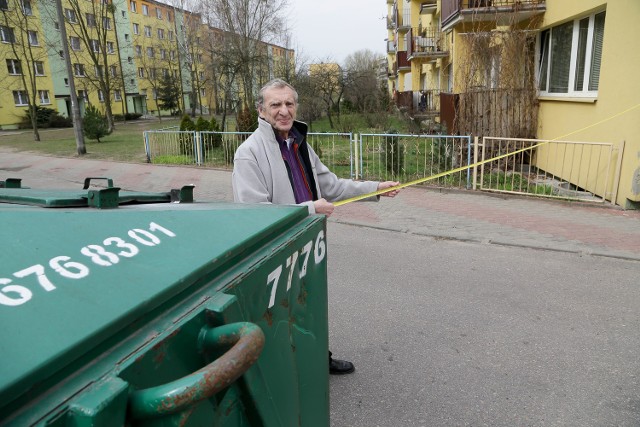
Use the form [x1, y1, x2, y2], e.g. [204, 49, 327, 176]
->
[0, 118, 181, 163]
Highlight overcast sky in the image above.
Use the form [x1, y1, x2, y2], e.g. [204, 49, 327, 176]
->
[289, 0, 389, 65]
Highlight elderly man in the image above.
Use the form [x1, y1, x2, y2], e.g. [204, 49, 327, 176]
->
[232, 78, 399, 374]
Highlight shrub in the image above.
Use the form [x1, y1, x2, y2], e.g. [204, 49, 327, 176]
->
[236, 107, 258, 133]
[83, 104, 111, 142]
[179, 115, 195, 156]
[22, 106, 73, 129]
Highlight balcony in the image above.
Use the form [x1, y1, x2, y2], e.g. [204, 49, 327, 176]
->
[442, 0, 546, 30]
[395, 89, 441, 117]
[407, 27, 449, 62]
[420, 0, 437, 15]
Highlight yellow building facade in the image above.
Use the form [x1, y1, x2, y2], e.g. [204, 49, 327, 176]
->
[0, 0, 294, 129]
[386, 0, 640, 208]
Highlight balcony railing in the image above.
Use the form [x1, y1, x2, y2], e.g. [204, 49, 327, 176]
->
[407, 27, 449, 60]
[442, 0, 546, 29]
[395, 90, 441, 116]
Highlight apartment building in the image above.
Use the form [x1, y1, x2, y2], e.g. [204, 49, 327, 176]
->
[386, 0, 640, 208]
[0, 0, 294, 129]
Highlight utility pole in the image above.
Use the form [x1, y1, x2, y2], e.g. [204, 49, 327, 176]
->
[55, 0, 86, 155]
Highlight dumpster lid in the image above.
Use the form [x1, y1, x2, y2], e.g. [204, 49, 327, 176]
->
[0, 177, 194, 208]
[0, 198, 312, 411]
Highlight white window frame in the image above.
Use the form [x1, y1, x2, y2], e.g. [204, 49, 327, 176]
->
[73, 63, 85, 77]
[6, 58, 21, 75]
[22, 0, 32, 15]
[70, 36, 81, 51]
[156, 7, 162, 19]
[0, 25, 15, 43]
[538, 10, 606, 99]
[107, 41, 114, 54]
[132, 23, 139, 34]
[130, 0, 136, 12]
[33, 60, 44, 75]
[64, 9, 77, 24]
[38, 90, 50, 104]
[114, 90, 122, 101]
[98, 89, 105, 102]
[157, 28, 164, 39]
[103, 17, 111, 30]
[13, 90, 28, 106]
[144, 25, 151, 37]
[90, 39, 100, 53]
[141, 4, 148, 15]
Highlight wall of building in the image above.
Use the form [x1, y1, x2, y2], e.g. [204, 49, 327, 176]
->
[536, 0, 640, 207]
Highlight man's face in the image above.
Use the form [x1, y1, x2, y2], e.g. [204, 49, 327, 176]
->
[259, 86, 297, 139]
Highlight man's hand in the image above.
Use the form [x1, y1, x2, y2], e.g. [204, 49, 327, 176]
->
[378, 181, 400, 197]
[314, 198, 335, 216]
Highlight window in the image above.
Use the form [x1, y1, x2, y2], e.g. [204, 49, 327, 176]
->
[539, 10, 606, 97]
[152, 87, 157, 99]
[199, 71, 204, 80]
[95, 64, 103, 77]
[127, 56, 133, 64]
[27, 30, 38, 46]
[148, 68, 156, 79]
[77, 90, 88, 101]
[64, 9, 77, 23]
[103, 17, 111, 29]
[124, 33, 129, 41]
[168, 30, 174, 41]
[107, 41, 114, 53]
[167, 11, 172, 22]
[160, 48, 166, 59]
[114, 90, 122, 101]
[86, 13, 96, 27]
[121, 10, 125, 17]
[141, 4, 148, 15]
[54, 21, 59, 30]
[156, 7, 161, 19]
[138, 67, 144, 78]
[133, 23, 139, 34]
[196, 54, 202, 63]
[64, 77, 69, 86]
[0, 25, 15, 43]
[13, 90, 28, 106]
[33, 60, 44, 75]
[98, 89, 105, 102]
[0, 0, 8, 11]
[70, 36, 81, 51]
[146, 46, 154, 58]
[73, 63, 85, 76]
[169, 50, 175, 60]
[90, 39, 100, 52]
[130, 0, 136, 12]
[157, 28, 164, 39]
[38, 90, 50, 104]
[6, 59, 21, 74]
[22, 0, 32, 15]
[161, 68, 168, 78]
[200, 88, 205, 97]
[135, 45, 141, 56]
[109, 64, 117, 77]
[144, 25, 151, 37]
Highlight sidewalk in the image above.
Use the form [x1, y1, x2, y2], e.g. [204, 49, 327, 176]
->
[2, 149, 640, 261]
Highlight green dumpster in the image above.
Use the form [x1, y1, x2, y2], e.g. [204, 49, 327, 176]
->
[0, 179, 329, 426]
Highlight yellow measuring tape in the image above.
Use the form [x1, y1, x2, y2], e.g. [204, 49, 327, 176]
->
[334, 102, 640, 207]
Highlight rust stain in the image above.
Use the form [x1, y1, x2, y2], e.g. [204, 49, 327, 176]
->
[280, 299, 289, 308]
[263, 310, 273, 326]
[297, 285, 308, 306]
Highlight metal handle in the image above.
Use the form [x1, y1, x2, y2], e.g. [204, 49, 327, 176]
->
[128, 322, 265, 419]
[83, 177, 114, 189]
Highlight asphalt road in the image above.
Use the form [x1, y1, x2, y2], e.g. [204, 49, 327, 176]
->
[327, 222, 640, 427]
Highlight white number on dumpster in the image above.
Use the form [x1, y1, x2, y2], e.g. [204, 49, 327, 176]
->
[265, 230, 326, 309]
[0, 222, 176, 307]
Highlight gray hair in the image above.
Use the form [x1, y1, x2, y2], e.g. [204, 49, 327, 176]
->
[256, 78, 298, 110]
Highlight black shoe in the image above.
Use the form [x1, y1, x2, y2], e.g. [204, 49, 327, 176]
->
[329, 357, 355, 375]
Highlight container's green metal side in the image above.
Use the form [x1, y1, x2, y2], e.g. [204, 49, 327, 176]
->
[0, 202, 329, 426]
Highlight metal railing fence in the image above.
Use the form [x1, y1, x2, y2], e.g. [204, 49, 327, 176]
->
[475, 137, 623, 203]
[143, 131, 623, 204]
[358, 133, 473, 188]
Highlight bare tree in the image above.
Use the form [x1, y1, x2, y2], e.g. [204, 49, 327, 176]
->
[198, 0, 289, 108]
[309, 59, 345, 129]
[61, 0, 125, 132]
[1, 0, 49, 141]
[343, 49, 384, 113]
